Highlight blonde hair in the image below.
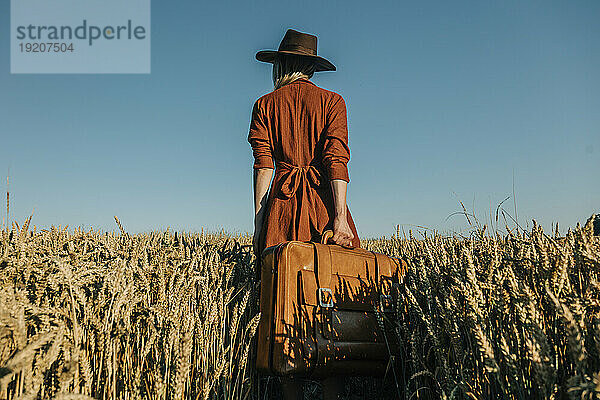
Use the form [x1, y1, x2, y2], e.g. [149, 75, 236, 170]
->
[272, 54, 317, 90]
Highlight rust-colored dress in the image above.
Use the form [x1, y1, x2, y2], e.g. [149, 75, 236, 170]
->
[248, 77, 360, 257]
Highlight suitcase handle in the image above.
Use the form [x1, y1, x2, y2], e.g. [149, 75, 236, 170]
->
[321, 230, 334, 244]
[319, 229, 356, 249]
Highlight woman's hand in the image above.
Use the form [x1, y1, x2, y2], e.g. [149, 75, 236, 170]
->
[252, 168, 274, 258]
[253, 212, 263, 257]
[332, 214, 354, 247]
[253, 232, 260, 257]
[329, 179, 355, 248]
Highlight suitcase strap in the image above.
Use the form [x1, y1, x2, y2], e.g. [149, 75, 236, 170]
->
[313, 242, 333, 307]
[313, 242, 335, 368]
[374, 252, 394, 311]
[374, 252, 402, 398]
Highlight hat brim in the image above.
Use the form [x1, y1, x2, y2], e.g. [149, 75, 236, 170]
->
[256, 50, 336, 72]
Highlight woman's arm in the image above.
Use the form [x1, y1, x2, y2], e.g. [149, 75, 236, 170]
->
[330, 179, 355, 247]
[248, 98, 274, 256]
[253, 167, 274, 255]
[322, 94, 355, 247]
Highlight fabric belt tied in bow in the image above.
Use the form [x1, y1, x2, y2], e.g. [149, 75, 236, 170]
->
[276, 161, 324, 200]
[272, 160, 327, 242]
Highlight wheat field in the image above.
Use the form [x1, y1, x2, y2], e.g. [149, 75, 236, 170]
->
[0, 215, 599, 399]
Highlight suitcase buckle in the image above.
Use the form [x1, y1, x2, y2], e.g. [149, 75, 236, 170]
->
[380, 294, 393, 312]
[318, 288, 334, 308]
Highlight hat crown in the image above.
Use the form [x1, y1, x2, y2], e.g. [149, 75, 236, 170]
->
[277, 29, 317, 56]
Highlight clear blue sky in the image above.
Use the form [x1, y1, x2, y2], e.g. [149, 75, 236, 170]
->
[1, 0, 598, 237]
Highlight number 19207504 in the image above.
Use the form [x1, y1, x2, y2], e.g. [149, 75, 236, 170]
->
[19, 43, 74, 52]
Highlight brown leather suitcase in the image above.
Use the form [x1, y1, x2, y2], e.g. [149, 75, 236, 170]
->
[256, 231, 408, 378]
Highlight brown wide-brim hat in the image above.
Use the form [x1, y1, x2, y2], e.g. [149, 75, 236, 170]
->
[256, 28, 336, 72]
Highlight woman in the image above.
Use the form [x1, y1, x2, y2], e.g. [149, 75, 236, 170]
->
[248, 29, 360, 400]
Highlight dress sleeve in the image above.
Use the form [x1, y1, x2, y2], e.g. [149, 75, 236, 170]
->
[247, 99, 274, 169]
[322, 94, 350, 182]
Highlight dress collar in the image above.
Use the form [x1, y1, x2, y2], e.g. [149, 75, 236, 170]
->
[293, 77, 316, 86]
